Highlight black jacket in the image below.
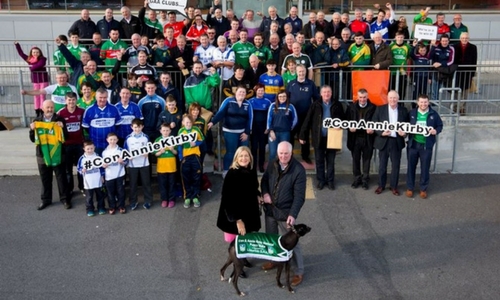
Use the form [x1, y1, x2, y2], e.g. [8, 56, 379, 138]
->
[261, 157, 306, 220]
[120, 15, 142, 39]
[299, 98, 345, 149]
[68, 18, 97, 39]
[244, 63, 267, 88]
[345, 100, 376, 151]
[206, 14, 231, 38]
[96, 17, 123, 39]
[372, 104, 409, 151]
[217, 166, 261, 234]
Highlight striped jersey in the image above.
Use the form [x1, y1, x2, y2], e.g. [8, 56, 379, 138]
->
[259, 72, 284, 102]
[115, 102, 144, 139]
[82, 104, 123, 149]
[34, 121, 65, 167]
[44, 84, 78, 112]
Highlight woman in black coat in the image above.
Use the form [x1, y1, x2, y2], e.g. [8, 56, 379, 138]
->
[216, 146, 262, 243]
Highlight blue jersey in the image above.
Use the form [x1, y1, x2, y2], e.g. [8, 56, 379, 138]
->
[137, 94, 166, 135]
[248, 97, 272, 126]
[370, 20, 391, 40]
[259, 73, 284, 102]
[266, 102, 298, 132]
[82, 104, 123, 149]
[211, 97, 253, 135]
[115, 102, 144, 139]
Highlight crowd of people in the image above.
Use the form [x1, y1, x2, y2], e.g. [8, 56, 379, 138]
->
[22, 3, 462, 287]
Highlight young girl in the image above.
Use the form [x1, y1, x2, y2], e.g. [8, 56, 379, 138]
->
[15, 42, 49, 117]
[189, 102, 207, 169]
[178, 114, 204, 208]
[266, 91, 298, 162]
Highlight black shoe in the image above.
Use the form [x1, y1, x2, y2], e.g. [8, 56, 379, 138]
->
[63, 202, 72, 209]
[259, 166, 265, 173]
[316, 182, 325, 190]
[303, 157, 312, 164]
[351, 180, 360, 189]
[328, 182, 335, 190]
[37, 203, 52, 211]
[362, 182, 369, 190]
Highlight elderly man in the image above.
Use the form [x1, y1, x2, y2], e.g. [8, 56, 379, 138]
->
[258, 6, 285, 38]
[370, 31, 392, 70]
[240, 9, 262, 42]
[29, 100, 70, 210]
[372, 90, 408, 196]
[284, 6, 302, 35]
[281, 42, 314, 80]
[138, 0, 163, 39]
[453, 32, 477, 114]
[299, 85, 345, 190]
[212, 36, 235, 81]
[261, 141, 307, 287]
[450, 14, 468, 41]
[207, 8, 231, 38]
[244, 54, 267, 87]
[120, 6, 141, 39]
[22, 72, 78, 112]
[303, 12, 319, 41]
[331, 12, 346, 38]
[68, 9, 97, 40]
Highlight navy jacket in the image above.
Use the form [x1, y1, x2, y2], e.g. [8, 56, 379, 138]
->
[408, 107, 443, 149]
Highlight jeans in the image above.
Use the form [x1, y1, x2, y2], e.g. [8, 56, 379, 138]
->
[223, 131, 249, 171]
[269, 131, 291, 162]
[407, 142, 433, 192]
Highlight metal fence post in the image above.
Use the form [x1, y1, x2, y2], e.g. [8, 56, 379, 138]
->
[19, 69, 27, 127]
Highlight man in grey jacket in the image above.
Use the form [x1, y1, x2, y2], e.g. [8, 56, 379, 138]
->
[261, 141, 307, 287]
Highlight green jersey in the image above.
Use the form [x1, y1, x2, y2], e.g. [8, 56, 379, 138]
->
[389, 42, 411, 74]
[232, 41, 256, 69]
[44, 84, 78, 112]
[282, 71, 297, 87]
[348, 42, 371, 70]
[414, 110, 428, 144]
[100, 39, 128, 70]
[253, 45, 272, 64]
[77, 97, 96, 110]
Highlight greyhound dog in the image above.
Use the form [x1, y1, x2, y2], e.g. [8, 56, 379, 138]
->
[220, 224, 312, 296]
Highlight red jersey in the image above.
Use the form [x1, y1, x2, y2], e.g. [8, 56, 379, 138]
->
[164, 21, 185, 39]
[57, 106, 85, 145]
[186, 24, 209, 51]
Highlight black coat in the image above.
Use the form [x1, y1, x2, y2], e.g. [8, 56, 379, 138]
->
[299, 98, 345, 149]
[372, 104, 408, 151]
[120, 15, 142, 39]
[454, 42, 477, 91]
[96, 17, 123, 39]
[217, 167, 261, 234]
[345, 100, 376, 151]
[244, 63, 267, 88]
[68, 18, 97, 39]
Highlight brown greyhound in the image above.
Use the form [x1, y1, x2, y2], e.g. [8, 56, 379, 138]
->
[220, 224, 312, 296]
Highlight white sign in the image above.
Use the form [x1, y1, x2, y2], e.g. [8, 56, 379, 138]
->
[414, 24, 438, 41]
[148, 0, 187, 16]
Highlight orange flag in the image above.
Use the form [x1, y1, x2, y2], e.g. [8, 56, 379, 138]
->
[352, 70, 390, 106]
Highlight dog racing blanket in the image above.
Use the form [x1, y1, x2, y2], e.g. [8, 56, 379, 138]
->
[235, 232, 293, 262]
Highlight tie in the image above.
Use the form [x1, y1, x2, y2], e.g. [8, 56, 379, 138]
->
[375, 44, 380, 52]
[311, 25, 315, 36]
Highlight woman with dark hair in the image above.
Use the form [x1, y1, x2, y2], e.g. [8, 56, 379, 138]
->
[248, 83, 272, 172]
[14, 42, 49, 117]
[266, 91, 298, 162]
[389, 16, 410, 40]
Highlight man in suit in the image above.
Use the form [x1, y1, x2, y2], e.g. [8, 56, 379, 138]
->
[244, 54, 267, 88]
[372, 90, 408, 196]
[303, 12, 320, 41]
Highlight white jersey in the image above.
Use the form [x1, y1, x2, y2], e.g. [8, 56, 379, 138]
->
[212, 47, 235, 80]
[194, 44, 216, 75]
[102, 146, 127, 180]
[125, 132, 150, 168]
[77, 153, 104, 189]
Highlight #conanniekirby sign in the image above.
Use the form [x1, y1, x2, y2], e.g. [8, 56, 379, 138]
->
[148, 0, 187, 16]
[323, 118, 435, 137]
[414, 24, 438, 41]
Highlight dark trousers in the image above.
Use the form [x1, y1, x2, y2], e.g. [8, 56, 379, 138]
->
[158, 172, 176, 201]
[377, 138, 402, 189]
[129, 166, 153, 206]
[65, 144, 83, 192]
[290, 112, 310, 160]
[265, 216, 304, 275]
[351, 137, 373, 183]
[181, 155, 201, 199]
[407, 142, 433, 192]
[85, 187, 105, 212]
[38, 162, 69, 205]
[105, 175, 126, 209]
[250, 123, 267, 169]
[314, 137, 337, 184]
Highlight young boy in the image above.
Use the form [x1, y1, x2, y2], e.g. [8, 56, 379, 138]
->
[155, 124, 178, 208]
[258, 59, 284, 102]
[178, 114, 204, 208]
[153, 34, 172, 70]
[157, 95, 182, 136]
[125, 118, 153, 210]
[282, 59, 297, 88]
[126, 73, 143, 104]
[102, 132, 127, 214]
[77, 140, 106, 217]
[411, 41, 432, 103]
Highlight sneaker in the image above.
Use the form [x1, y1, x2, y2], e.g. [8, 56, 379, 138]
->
[130, 203, 138, 211]
[119, 207, 127, 214]
[193, 198, 201, 208]
[168, 200, 175, 208]
[98, 209, 107, 215]
[87, 210, 95, 217]
[161, 200, 168, 208]
[80, 190, 86, 197]
[184, 199, 191, 208]
[143, 203, 151, 210]
[109, 208, 116, 215]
